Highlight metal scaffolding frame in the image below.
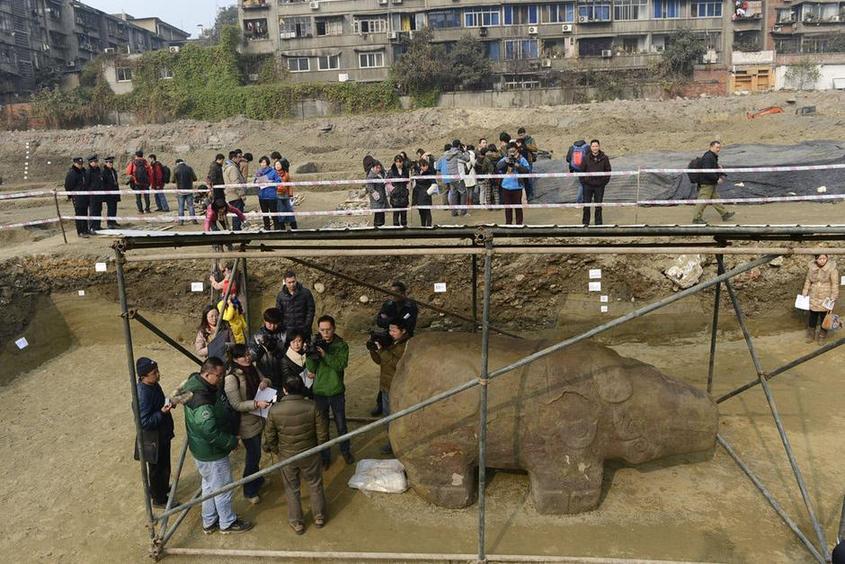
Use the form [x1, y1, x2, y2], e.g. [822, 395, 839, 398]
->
[114, 225, 845, 562]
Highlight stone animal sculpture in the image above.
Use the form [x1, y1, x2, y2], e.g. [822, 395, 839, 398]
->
[389, 333, 718, 514]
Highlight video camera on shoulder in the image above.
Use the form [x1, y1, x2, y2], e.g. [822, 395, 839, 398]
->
[366, 330, 394, 352]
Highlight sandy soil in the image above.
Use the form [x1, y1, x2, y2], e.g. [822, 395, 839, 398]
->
[0, 289, 843, 563]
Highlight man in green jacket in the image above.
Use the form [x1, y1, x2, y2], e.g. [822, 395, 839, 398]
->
[181, 357, 254, 534]
[306, 315, 354, 467]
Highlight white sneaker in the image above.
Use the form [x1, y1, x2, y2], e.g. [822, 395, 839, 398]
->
[246, 495, 260, 505]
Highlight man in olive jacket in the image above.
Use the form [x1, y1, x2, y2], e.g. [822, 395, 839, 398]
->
[180, 357, 253, 534]
[263, 377, 329, 534]
[369, 322, 409, 454]
[305, 315, 353, 467]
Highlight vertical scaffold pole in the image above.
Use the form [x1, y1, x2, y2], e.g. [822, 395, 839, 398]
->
[477, 242, 493, 563]
[115, 246, 157, 543]
[241, 257, 252, 340]
[471, 254, 479, 332]
[706, 254, 724, 393]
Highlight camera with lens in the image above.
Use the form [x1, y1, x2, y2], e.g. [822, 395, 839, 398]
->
[256, 332, 278, 353]
[306, 334, 329, 361]
[365, 330, 394, 353]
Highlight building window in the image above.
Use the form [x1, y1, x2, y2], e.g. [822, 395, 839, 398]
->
[116, 67, 132, 82]
[353, 16, 387, 33]
[579, 36, 613, 56]
[504, 39, 539, 60]
[318, 54, 340, 70]
[578, 2, 612, 21]
[315, 17, 343, 36]
[614, 0, 647, 21]
[359, 52, 385, 68]
[464, 8, 501, 28]
[428, 10, 462, 29]
[244, 19, 269, 40]
[776, 8, 796, 23]
[691, 0, 722, 18]
[543, 3, 575, 23]
[485, 40, 501, 61]
[287, 57, 310, 72]
[504, 5, 539, 25]
[653, 0, 680, 19]
[280, 16, 312, 38]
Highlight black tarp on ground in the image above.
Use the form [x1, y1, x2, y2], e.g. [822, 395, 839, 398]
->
[532, 141, 845, 204]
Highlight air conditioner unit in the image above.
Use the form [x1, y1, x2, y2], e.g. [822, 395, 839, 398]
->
[561, 24, 573, 33]
[388, 31, 399, 40]
[392, 0, 403, 3]
[103, 47, 115, 54]
[66, 60, 76, 67]
[528, 26, 538, 34]
[338, 72, 349, 82]
[168, 45, 180, 54]
[280, 31, 295, 39]
[408, 30, 415, 39]
[379, 0, 388, 4]
[578, 16, 590, 23]
[601, 49, 612, 58]
[541, 58, 552, 67]
[479, 26, 488, 37]
[309, 1, 319, 9]
[248, 72, 259, 81]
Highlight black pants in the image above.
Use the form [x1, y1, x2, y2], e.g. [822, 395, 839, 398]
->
[72, 196, 90, 235]
[132, 185, 150, 212]
[373, 212, 385, 227]
[314, 394, 351, 461]
[259, 198, 278, 230]
[393, 210, 407, 226]
[502, 189, 523, 225]
[418, 209, 432, 227]
[106, 199, 118, 226]
[582, 184, 605, 226]
[89, 197, 104, 230]
[148, 438, 172, 504]
[808, 310, 828, 329]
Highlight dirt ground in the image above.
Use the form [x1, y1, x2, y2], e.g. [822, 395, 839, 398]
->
[1, 91, 844, 563]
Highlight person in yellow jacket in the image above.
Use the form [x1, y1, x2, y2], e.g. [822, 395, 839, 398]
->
[218, 295, 247, 345]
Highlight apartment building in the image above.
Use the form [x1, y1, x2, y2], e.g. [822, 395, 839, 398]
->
[768, 0, 845, 53]
[0, 0, 188, 102]
[238, 0, 731, 87]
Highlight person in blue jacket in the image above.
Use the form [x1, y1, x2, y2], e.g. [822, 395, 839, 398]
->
[136, 357, 176, 508]
[254, 156, 279, 230]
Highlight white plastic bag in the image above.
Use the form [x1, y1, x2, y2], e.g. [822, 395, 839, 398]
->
[347, 459, 408, 494]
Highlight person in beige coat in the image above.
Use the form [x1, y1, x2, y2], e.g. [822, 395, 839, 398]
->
[801, 254, 839, 344]
[225, 345, 272, 503]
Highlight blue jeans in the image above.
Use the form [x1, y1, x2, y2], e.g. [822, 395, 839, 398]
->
[381, 390, 391, 417]
[177, 194, 195, 220]
[447, 181, 467, 216]
[229, 198, 245, 231]
[242, 434, 265, 498]
[194, 457, 236, 529]
[154, 191, 170, 211]
[576, 181, 585, 204]
[314, 393, 350, 461]
[277, 196, 296, 225]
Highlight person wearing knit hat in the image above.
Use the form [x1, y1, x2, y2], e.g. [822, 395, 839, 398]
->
[135, 357, 177, 508]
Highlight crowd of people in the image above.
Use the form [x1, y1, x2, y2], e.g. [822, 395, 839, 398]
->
[138, 268, 418, 535]
[63, 134, 747, 237]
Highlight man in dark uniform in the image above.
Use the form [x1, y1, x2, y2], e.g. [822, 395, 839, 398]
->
[85, 155, 104, 232]
[102, 156, 121, 228]
[64, 156, 89, 238]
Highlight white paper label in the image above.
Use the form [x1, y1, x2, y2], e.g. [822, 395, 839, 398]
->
[95, 262, 107, 272]
[434, 283, 447, 293]
[588, 282, 601, 292]
[600, 295, 609, 303]
[589, 269, 602, 279]
[841, 276, 845, 286]
[15, 337, 29, 349]
[78, 290, 85, 297]
[601, 306, 609, 313]
[191, 282, 204, 292]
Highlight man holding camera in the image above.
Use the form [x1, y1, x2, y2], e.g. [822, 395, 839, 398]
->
[496, 143, 530, 225]
[305, 315, 353, 467]
[371, 281, 418, 416]
[250, 307, 287, 390]
[368, 321, 410, 454]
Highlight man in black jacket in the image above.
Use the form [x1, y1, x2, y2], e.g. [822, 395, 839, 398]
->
[692, 140, 735, 224]
[85, 155, 105, 232]
[275, 271, 316, 337]
[249, 307, 287, 389]
[581, 140, 612, 226]
[64, 157, 89, 237]
[174, 159, 199, 225]
[207, 154, 226, 203]
[136, 357, 176, 508]
[102, 156, 120, 228]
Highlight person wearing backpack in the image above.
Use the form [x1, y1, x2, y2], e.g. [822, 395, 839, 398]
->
[692, 140, 735, 224]
[149, 155, 170, 213]
[566, 140, 589, 204]
[126, 150, 153, 214]
[224, 344, 272, 504]
[581, 140, 612, 226]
